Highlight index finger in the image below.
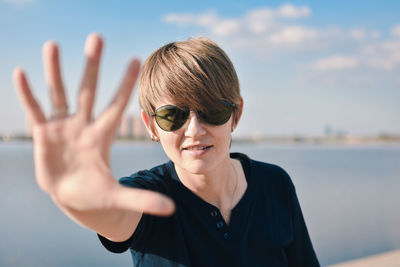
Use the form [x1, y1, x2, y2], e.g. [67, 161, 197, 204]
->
[95, 59, 140, 131]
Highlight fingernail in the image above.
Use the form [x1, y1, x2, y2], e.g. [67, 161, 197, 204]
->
[84, 33, 103, 58]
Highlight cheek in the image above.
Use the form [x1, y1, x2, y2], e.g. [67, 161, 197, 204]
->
[159, 133, 182, 157]
[214, 127, 233, 148]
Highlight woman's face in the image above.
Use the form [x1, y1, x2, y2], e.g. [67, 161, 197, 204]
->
[144, 99, 241, 176]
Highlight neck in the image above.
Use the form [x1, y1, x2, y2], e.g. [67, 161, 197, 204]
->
[175, 157, 237, 210]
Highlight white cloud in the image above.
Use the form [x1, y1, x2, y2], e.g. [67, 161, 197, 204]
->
[163, 3, 310, 28]
[268, 26, 317, 45]
[163, 14, 196, 26]
[349, 28, 367, 41]
[245, 8, 274, 21]
[163, 10, 240, 37]
[348, 28, 383, 41]
[391, 24, 400, 38]
[163, 4, 316, 44]
[312, 55, 358, 71]
[212, 19, 240, 36]
[277, 3, 311, 19]
[196, 11, 219, 27]
[163, 5, 399, 74]
[364, 41, 400, 70]
[370, 30, 381, 40]
[244, 8, 274, 35]
[311, 39, 400, 72]
[163, 11, 218, 27]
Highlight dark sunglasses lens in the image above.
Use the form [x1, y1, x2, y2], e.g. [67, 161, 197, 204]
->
[198, 103, 232, 125]
[155, 106, 188, 131]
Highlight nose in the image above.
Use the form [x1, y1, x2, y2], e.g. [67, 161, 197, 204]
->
[184, 111, 206, 137]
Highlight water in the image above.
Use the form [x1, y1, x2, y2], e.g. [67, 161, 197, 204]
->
[0, 142, 399, 266]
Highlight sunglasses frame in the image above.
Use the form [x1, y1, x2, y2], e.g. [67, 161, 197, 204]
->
[152, 99, 236, 132]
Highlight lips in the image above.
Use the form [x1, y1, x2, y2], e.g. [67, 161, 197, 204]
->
[183, 145, 213, 151]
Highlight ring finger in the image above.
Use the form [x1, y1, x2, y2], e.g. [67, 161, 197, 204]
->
[43, 41, 68, 119]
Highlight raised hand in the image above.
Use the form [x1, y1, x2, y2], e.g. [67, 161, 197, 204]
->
[12, 33, 174, 222]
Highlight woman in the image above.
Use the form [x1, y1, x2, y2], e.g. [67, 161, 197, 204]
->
[13, 33, 319, 266]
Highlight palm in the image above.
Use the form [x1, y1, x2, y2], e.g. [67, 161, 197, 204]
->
[33, 118, 110, 210]
[13, 33, 174, 215]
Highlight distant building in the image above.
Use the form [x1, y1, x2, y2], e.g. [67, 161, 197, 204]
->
[118, 115, 148, 140]
[118, 115, 134, 139]
[324, 125, 333, 136]
[133, 115, 148, 139]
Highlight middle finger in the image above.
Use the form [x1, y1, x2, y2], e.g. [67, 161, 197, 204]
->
[77, 33, 103, 122]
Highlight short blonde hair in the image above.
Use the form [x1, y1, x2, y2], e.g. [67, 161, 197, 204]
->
[138, 37, 241, 126]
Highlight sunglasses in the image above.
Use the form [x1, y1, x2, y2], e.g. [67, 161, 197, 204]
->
[152, 100, 236, 132]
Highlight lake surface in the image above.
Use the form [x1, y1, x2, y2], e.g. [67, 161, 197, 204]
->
[1, 142, 399, 266]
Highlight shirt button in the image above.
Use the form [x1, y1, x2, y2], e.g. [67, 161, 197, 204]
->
[224, 233, 229, 239]
[211, 210, 218, 217]
[217, 221, 224, 228]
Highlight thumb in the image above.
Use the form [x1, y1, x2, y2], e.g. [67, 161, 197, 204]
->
[110, 185, 175, 216]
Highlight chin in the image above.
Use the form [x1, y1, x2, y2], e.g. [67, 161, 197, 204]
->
[180, 158, 217, 175]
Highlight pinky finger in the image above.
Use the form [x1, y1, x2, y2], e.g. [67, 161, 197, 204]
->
[13, 67, 46, 126]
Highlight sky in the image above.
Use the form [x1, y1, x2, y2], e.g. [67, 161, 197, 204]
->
[0, 0, 399, 137]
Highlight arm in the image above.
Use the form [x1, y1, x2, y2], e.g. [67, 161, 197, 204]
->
[13, 33, 174, 242]
[285, 181, 320, 267]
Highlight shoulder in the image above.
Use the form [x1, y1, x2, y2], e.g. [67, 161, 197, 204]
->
[235, 153, 300, 216]
[233, 152, 295, 193]
[118, 161, 174, 194]
[253, 159, 293, 186]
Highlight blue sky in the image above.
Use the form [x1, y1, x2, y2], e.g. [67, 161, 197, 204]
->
[1, 0, 399, 137]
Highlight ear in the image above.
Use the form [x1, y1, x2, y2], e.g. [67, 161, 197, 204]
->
[141, 109, 158, 138]
[233, 97, 244, 130]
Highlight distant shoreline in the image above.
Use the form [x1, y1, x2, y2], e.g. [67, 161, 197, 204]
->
[327, 249, 400, 267]
[2, 133, 400, 146]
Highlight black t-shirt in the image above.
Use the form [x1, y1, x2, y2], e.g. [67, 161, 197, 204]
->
[98, 153, 320, 267]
